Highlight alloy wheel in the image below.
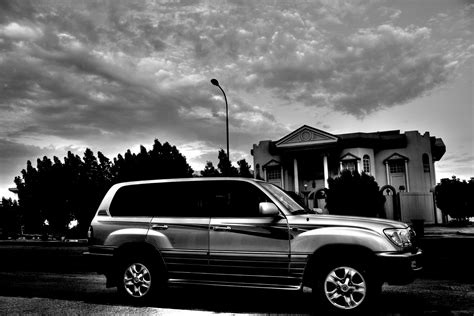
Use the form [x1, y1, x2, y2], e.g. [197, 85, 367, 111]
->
[123, 262, 152, 298]
[324, 266, 367, 310]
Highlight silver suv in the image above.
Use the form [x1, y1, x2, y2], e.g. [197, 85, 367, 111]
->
[85, 177, 422, 313]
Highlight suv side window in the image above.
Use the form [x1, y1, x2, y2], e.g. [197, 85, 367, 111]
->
[205, 181, 270, 217]
[109, 182, 208, 217]
[109, 184, 154, 217]
[155, 182, 207, 217]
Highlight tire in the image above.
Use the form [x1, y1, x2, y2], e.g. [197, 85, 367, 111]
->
[117, 257, 157, 303]
[314, 261, 379, 314]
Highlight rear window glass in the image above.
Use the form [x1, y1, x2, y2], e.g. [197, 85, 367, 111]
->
[109, 182, 205, 217]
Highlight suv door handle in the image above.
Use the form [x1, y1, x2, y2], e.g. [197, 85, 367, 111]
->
[151, 224, 168, 230]
[212, 226, 232, 231]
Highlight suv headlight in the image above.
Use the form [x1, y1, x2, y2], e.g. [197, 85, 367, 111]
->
[384, 228, 414, 248]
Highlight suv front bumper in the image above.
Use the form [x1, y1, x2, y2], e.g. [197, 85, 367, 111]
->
[375, 249, 423, 285]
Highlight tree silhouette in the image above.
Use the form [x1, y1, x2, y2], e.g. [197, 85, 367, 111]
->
[9, 139, 194, 237]
[200, 152, 253, 178]
[217, 149, 238, 176]
[326, 170, 385, 218]
[237, 159, 252, 178]
[0, 198, 21, 238]
[14, 160, 42, 233]
[436, 177, 474, 222]
[201, 161, 220, 177]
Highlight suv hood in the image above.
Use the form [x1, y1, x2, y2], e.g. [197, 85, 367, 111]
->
[287, 213, 408, 235]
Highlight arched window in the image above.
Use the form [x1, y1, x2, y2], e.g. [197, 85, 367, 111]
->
[422, 154, 430, 173]
[339, 153, 360, 172]
[363, 155, 371, 174]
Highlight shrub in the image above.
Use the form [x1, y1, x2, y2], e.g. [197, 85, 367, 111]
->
[436, 177, 474, 222]
[326, 170, 386, 218]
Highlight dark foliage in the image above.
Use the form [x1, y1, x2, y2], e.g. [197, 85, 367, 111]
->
[8, 139, 193, 237]
[237, 159, 252, 178]
[217, 149, 239, 176]
[436, 177, 474, 221]
[0, 198, 21, 239]
[326, 170, 385, 218]
[200, 150, 253, 178]
[201, 161, 220, 177]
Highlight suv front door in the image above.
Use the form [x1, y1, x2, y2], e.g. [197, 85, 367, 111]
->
[207, 180, 292, 288]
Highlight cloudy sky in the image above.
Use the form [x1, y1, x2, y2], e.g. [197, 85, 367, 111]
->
[0, 0, 473, 199]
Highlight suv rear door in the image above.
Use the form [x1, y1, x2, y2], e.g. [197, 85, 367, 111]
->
[146, 181, 210, 282]
[207, 180, 293, 288]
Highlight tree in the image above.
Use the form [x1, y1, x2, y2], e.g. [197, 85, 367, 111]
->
[201, 161, 220, 177]
[436, 177, 474, 222]
[217, 149, 238, 176]
[14, 160, 43, 233]
[237, 159, 252, 178]
[73, 149, 108, 236]
[326, 170, 386, 218]
[8, 139, 195, 237]
[0, 198, 21, 239]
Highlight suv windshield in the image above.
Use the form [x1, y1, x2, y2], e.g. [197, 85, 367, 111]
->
[260, 182, 311, 214]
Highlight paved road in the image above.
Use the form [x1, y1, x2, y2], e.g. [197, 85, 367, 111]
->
[0, 271, 473, 315]
[0, 231, 473, 315]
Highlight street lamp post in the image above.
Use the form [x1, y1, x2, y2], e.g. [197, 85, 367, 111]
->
[210, 78, 229, 159]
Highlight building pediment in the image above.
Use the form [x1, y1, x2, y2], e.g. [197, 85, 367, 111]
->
[383, 153, 409, 163]
[276, 125, 338, 149]
[340, 153, 361, 161]
[262, 159, 281, 169]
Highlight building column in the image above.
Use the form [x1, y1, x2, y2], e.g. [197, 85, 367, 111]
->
[263, 168, 267, 182]
[280, 165, 285, 189]
[323, 155, 329, 188]
[293, 158, 299, 193]
[404, 160, 410, 192]
[385, 162, 390, 186]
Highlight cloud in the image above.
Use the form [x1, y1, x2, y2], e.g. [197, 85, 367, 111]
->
[249, 24, 459, 117]
[1, 1, 300, 154]
[0, 22, 43, 40]
[0, 0, 471, 196]
[2, 1, 464, 122]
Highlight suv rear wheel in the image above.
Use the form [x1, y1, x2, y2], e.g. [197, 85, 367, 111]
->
[118, 257, 156, 302]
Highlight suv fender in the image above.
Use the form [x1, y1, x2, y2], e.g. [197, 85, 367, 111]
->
[291, 226, 396, 254]
[104, 227, 150, 247]
[302, 244, 378, 288]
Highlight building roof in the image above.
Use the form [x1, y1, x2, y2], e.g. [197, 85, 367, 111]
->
[274, 125, 407, 151]
[262, 125, 446, 161]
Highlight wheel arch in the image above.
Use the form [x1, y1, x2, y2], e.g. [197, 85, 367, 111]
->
[107, 242, 167, 287]
[302, 244, 377, 287]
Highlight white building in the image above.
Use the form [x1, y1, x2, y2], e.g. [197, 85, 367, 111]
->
[252, 125, 446, 224]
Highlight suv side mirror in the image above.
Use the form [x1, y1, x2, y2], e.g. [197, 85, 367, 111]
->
[259, 202, 280, 216]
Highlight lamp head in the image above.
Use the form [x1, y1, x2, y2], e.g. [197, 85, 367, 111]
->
[210, 78, 220, 86]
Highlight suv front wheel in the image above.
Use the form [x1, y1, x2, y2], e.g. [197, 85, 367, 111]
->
[314, 261, 379, 313]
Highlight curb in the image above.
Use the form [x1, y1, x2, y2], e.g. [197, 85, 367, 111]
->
[0, 239, 88, 246]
